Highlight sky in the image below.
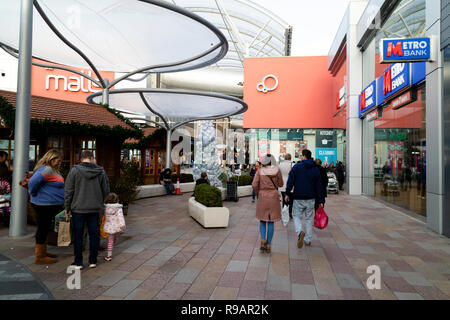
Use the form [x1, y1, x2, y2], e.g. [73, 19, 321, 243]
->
[254, 0, 352, 57]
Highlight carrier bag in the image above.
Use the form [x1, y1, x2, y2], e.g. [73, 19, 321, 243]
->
[314, 207, 328, 230]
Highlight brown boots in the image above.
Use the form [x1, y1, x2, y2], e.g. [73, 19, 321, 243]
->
[260, 239, 271, 253]
[260, 239, 267, 252]
[35, 244, 57, 265]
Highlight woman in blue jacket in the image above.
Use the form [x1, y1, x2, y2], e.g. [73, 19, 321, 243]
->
[28, 149, 65, 264]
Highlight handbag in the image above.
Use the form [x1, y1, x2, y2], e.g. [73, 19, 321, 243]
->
[100, 215, 109, 239]
[281, 205, 290, 227]
[57, 218, 71, 247]
[314, 206, 328, 229]
[19, 172, 33, 189]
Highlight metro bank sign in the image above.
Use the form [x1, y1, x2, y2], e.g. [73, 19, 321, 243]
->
[380, 38, 433, 63]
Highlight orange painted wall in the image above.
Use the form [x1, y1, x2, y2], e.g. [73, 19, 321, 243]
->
[31, 60, 114, 104]
[330, 59, 347, 129]
[243, 56, 345, 129]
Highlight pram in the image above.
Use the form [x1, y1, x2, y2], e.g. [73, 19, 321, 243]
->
[327, 172, 339, 194]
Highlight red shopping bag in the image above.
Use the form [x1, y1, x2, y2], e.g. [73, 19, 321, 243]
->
[314, 207, 328, 229]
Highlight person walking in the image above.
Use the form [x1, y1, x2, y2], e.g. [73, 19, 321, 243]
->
[279, 153, 294, 217]
[65, 150, 110, 269]
[315, 158, 329, 211]
[103, 193, 126, 261]
[336, 161, 345, 191]
[252, 154, 283, 253]
[249, 161, 261, 203]
[285, 149, 324, 248]
[28, 149, 65, 264]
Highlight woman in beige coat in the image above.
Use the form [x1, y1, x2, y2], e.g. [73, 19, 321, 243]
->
[252, 154, 283, 253]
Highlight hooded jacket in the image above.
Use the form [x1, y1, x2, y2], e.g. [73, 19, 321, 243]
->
[64, 162, 110, 214]
[286, 159, 324, 203]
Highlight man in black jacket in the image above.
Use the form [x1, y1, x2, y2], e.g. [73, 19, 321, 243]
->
[285, 149, 324, 249]
[315, 158, 328, 211]
[65, 151, 109, 269]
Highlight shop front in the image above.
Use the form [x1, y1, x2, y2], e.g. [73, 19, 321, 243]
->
[359, 0, 428, 216]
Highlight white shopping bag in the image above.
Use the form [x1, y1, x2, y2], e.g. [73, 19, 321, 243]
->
[281, 205, 290, 227]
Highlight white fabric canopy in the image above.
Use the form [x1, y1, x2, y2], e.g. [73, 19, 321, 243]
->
[87, 88, 247, 128]
[0, 0, 228, 73]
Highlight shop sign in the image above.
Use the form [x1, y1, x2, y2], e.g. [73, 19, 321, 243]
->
[336, 85, 346, 109]
[366, 108, 382, 122]
[376, 63, 411, 105]
[380, 38, 433, 63]
[359, 81, 376, 117]
[316, 130, 337, 148]
[316, 148, 337, 165]
[256, 74, 278, 93]
[391, 90, 417, 110]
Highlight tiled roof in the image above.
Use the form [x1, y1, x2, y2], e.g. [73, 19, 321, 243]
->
[0, 90, 133, 130]
[125, 127, 159, 144]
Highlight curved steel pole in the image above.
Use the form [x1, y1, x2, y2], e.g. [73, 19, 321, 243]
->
[0, 43, 103, 87]
[166, 129, 172, 169]
[33, 0, 106, 88]
[102, 79, 110, 105]
[10, 0, 33, 237]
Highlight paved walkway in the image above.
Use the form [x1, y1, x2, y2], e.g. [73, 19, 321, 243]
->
[0, 192, 449, 300]
[0, 253, 53, 300]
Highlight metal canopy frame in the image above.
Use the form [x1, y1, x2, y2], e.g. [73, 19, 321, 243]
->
[86, 88, 248, 167]
[0, 0, 229, 99]
[3, 0, 232, 237]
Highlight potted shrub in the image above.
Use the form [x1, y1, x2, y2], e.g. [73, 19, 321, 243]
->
[110, 160, 141, 214]
[189, 184, 228, 228]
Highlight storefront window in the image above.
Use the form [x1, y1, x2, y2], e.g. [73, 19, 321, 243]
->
[373, 86, 426, 215]
[249, 129, 346, 167]
[360, 0, 427, 216]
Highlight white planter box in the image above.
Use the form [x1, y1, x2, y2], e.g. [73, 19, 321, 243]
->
[188, 197, 229, 228]
[136, 182, 196, 199]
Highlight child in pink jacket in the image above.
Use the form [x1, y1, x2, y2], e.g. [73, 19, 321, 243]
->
[103, 193, 126, 261]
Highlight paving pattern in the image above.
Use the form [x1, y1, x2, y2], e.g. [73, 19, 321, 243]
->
[0, 253, 53, 300]
[0, 192, 449, 300]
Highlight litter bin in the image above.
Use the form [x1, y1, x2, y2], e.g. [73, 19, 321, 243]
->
[226, 181, 238, 202]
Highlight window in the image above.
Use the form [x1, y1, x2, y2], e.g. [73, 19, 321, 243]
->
[0, 139, 13, 170]
[129, 149, 141, 167]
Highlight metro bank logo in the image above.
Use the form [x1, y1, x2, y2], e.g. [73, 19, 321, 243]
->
[380, 38, 431, 63]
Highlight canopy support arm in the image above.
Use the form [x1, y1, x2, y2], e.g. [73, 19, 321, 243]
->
[33, 0, 106, 88]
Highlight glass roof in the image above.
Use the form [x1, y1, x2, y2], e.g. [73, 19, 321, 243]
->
[375, 0, 426, 53]
[164, 0, 292, 70]
[0, 0, 228, 73]
[88, 88, 248, 129]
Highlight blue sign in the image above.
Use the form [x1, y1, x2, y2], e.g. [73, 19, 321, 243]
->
[316, 148, 337, 165]
[359, 81, 377, 117]
[380, 38, 431, 63]
[376, 62, 411, 106]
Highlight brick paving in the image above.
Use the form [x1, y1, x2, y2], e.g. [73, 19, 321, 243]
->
[0, 192, 449, 300]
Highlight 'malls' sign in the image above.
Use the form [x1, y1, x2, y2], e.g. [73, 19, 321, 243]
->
[380, 38, 432, 63]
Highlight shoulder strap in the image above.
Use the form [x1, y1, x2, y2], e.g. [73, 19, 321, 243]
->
[268, 176, 278, 190]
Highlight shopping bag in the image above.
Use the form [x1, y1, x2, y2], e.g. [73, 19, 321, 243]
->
[281, 205, 290, 227]
[57, 219, 71, 247]
[54, 210, 71, 233]
[314, 207, 328, 230]
[100, 215, 109, 239]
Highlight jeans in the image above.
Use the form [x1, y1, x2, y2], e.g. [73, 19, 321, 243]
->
[72, 212, 100, 265]
[164, 183, 173, 195]
[252, 190, 256, 201]
[292, 199, 315, 243]
[31, 204, 63, 244]
[259, 221, 274, 245]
